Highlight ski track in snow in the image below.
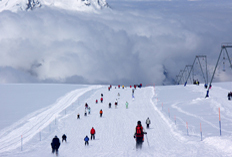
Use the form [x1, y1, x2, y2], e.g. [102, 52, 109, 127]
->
[0, 85, 101, 154]
[0, 84, 232, 156]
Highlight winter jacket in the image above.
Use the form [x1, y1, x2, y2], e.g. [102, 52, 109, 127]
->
[84, 136, 89, 142]
[51, 136, 60, 148]
[90, 128, 95, 135]
[134, 125, 146, 138]
[100, 110, 103, 114]
[146, 118, 151, 124]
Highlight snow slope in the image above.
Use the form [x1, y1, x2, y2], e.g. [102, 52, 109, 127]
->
[0, 82, 232, 156]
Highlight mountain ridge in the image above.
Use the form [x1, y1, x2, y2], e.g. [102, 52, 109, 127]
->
[0, 0, 109, 12]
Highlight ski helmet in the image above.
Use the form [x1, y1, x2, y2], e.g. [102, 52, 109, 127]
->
[137, 121, 141, 125]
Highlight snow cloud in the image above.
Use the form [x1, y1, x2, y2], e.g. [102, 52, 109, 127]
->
[0, 1, 232, 85]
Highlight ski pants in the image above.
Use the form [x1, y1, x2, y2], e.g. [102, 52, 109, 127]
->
[91, 134, 95, 140]
[136, 137, 143, 149]
[85, 141, 89, 145]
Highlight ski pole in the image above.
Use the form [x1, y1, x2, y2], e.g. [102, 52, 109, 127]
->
[145, 134, 150, 147]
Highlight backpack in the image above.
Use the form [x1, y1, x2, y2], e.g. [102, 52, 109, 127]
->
[136, 126, 143, 137]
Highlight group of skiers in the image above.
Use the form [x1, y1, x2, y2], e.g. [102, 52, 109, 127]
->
[84, 127, 96, 145]
[51, 85, 147, 154]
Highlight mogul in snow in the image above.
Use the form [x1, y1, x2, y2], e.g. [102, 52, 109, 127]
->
[134, 121, 147, 149]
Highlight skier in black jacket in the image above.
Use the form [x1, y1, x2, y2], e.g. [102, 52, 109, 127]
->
[51, 135, 60, 155]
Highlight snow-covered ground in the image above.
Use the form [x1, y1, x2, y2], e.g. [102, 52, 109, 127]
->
[0, 82, 232, 156]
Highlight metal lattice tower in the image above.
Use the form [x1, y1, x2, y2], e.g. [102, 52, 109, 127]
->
[206, 43, 232, 98]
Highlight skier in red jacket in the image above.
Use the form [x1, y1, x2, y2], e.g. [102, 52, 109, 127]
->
[90, 127, 96, 140]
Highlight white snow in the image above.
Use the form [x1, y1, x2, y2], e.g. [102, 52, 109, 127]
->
[0, 82, 232, 156]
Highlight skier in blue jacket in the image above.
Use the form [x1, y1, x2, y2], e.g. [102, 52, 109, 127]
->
[84, 135, 89, 145]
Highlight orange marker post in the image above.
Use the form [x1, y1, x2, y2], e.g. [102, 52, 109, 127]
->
[174, 115, 176, 125]
[21, 135, 23, 151]
[219, 107, 221, 136]
[200, 123, 202, 141]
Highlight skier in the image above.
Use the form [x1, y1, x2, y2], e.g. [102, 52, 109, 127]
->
[115, 99, 118, 108]
[101, 93, 103, 97]
[84, 111, 87, 116]
[134, 121, 147, 149]
[88, 107, 91, 114]
[77, 113, 80, 119]
[96, 99, 98, 104]
[90, 127, 96, 140]
[100, 109, 103, 117]
[62, 134, 67, 142]
[146, 117, 151, 128]
[109, 102, 111, 108]
[84, 135, 89, 145]
[125, 101, 129, 109]
[85, 103, 88, 109]
[100, 97, 103, 103]
[51, 135, 60, 155]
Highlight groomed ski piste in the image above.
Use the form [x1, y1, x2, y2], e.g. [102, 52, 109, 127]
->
[0, 82, 232, 157]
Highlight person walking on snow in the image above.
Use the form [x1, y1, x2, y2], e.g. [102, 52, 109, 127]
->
[84, 135, 89, 145]
[134, 121, 147, 149]
[115, 99, 118, 108]
[125, 101, 129, 109]
[100, 109, 103, 117]
[51, 135, 60, 155]
[90, 127, 96, 140]
[88, 107, 91, 114]
[146, 117, 151, 128]
[62, 134, 67, 142]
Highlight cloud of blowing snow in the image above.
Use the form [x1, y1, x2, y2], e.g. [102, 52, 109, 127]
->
[0, 1, 232, 85]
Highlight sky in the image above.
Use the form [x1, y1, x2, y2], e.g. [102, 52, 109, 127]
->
[0, 0, 232, 85]
[0, 83, 232, 156]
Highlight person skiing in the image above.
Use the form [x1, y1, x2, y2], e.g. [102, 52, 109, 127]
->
[115, 99, 118, 108]
[85, 103, 88, 109]
[125, 101, 129, 109]
[51, 135, 60, 155]
[62, 134, 67, 142]
[146, 117, 151, 128]
[100, 97, 103, 103]
[84, 135, 89, 145]
[109, 102, 111, 108]
[100, 109, 103, 117]
[88, 107, 91, 114]
[134, 121, 147, 149]
[77, 113, 80, 119]
[90, 127, 96, 140]
[101, 93, 103, 97]
[96, 99, 98, 104]
[84, 111, 87, 116]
